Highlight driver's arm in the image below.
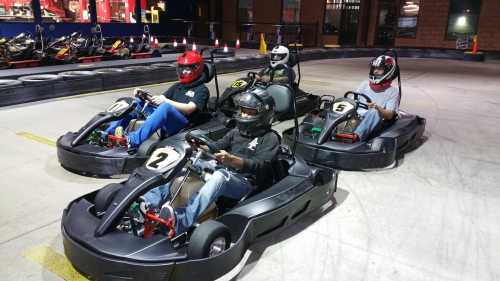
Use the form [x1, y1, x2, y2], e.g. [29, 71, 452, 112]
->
[217, 132, 280, 174]
[374, 105, 395, 120]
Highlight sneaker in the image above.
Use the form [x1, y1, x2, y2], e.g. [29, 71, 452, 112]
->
[138, 196, 150, 215]
[159, 202, 176, 237]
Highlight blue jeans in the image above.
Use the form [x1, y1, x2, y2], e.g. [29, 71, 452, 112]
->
[354, 108, 382, 141]
[144, 169, 253, 233]
[106, 99, 188, 148]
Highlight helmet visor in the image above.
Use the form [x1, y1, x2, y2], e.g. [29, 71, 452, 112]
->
[176, 64, 198, 77]
[270, 53, 287, 62]
[239, 106, 259, 118]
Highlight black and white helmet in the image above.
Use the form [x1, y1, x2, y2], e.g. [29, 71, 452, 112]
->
[235, 87, 275, 138]
[269, 45, 290, 68]
[369, 55, 397, 84]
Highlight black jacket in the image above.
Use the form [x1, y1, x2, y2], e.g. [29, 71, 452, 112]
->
[161, 73, 209, 122]
[213, 128, 280, 190]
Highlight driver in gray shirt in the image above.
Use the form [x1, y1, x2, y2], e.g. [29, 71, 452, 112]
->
[353, 55, 400, 141]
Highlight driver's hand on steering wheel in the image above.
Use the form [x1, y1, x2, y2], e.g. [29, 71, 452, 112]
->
[151, 95, 168, 106]
[367, 102, 379, 110]
[214, 150, 231, 164]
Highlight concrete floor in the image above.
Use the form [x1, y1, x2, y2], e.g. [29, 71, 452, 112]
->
[1, 57, 500, 281]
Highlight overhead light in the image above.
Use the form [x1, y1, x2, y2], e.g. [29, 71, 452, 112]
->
[456, 16, 467, 27]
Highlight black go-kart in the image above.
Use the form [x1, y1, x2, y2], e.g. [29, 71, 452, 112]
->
[61, 83, 338, 281]
[57, 49, 231, 178]
[283, 50, 426, 170]
[209, 49, 320, 121]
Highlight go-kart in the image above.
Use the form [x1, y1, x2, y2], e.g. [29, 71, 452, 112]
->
[283, 50, 426, 170]
[0, 26, 46, 68]
[105, 37, 131, 59]
[57, 54, 232, 177]
[128, 25, 160, 57]
[61, 83, 338, 281]
[57, 47, 257, 177]
[210, 49, 320, 121]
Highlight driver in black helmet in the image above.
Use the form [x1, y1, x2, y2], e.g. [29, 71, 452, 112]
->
[142, 88, 280, 237]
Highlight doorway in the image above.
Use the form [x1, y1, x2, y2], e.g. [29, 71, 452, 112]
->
[375, 0, 398, 46]
[338, 0, 361, 46]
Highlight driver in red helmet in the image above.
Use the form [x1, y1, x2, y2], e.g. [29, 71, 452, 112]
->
[352, 55, 400, 141]
[105, 51, 209, 150]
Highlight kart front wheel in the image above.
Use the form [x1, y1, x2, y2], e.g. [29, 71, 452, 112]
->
[188, 220, 231, 259]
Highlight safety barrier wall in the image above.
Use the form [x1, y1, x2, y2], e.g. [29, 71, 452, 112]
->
[0, 47, 495, 107]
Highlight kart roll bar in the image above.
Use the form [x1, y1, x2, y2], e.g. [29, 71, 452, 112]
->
[385, 49, 402, 106]
[200, 47, 221, 108]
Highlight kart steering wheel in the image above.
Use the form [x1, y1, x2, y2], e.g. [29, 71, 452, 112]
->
[344, 91, 372, 110]
[185, 132, 219, 154]
[134, 89, 155, 105]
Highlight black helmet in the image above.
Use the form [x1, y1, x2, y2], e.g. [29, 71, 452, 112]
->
[369, 55, 397, 84]
[235, 88, 275, 137]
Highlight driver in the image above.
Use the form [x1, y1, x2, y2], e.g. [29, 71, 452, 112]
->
[142, 88, 280, 236]
[352, 55, 400, 141]
[105, 51, 209, 150]
[255, 45, 295, 86]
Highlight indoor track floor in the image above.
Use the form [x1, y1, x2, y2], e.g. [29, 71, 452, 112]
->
[1, 57, 500, 281]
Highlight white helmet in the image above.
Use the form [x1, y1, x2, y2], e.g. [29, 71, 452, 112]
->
[269, 45, 290, 68]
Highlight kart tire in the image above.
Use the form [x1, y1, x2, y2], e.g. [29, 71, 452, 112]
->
[94, 183, 122, 214]
[0, 79, 22, 88]
[188, 220, 231, 259]
[18, 74, 62, 84]
[59, 70, 96, 79]
[151, 63, 175, 68]
[137, 139, 159, 157]
[95, 68, 127, 75]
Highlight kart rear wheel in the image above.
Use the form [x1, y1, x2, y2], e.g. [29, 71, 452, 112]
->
[188, 220, 231, 259]
[94, 183, 122, 214]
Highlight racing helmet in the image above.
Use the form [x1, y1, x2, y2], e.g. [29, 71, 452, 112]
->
[369, 55, 397, 84]
[269, 45, 290, 68]
[235, 88, 275, 138]
[176, 51, 204, 84]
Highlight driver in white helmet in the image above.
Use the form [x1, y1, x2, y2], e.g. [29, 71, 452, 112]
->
[256, 45, 296, 86]
[352, 55, 400, 142]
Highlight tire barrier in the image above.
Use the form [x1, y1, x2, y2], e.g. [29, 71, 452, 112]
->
[18, 74, 62, 84]
[0, 47, 490, 107]
[55, 71, 102, 98]
[0, 79, 22, 88]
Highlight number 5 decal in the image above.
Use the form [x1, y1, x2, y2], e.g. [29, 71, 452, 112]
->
[146, 147, 180, 171]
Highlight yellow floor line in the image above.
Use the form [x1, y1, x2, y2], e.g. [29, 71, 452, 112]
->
[16, 132, 56, 147]
[24, 245, 88, 281]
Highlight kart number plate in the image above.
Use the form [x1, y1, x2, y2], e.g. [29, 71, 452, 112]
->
[106, 100, 130, 114]
[332, 101, 354, 114]
[231, 80, 248, 88]
[57, 48, 68, 56]
[112, 40, 122, 49]
[146, 147, 180, 171]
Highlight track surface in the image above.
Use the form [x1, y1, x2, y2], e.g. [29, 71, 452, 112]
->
[1, 58, 499, 281]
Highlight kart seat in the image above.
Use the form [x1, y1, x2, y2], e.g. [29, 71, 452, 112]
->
[202, 62, 215, 84]
[266, 84, 294, 121]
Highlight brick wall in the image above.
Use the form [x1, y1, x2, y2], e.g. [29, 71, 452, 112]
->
[395, 0, 500, 51]
[476, 0, 500, 51]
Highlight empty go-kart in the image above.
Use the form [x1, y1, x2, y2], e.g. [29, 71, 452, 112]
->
[61, 84, 337, 281]
[283, 51, 426, 170]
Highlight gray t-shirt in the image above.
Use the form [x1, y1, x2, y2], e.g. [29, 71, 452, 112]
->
[355, 80, 400, 116]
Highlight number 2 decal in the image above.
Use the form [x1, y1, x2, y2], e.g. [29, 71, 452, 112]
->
[148, 152, 168, 169]
[146, 147, 180, 171]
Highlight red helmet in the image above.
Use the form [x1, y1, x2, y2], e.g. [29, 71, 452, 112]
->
[176, 51, 204, 84]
